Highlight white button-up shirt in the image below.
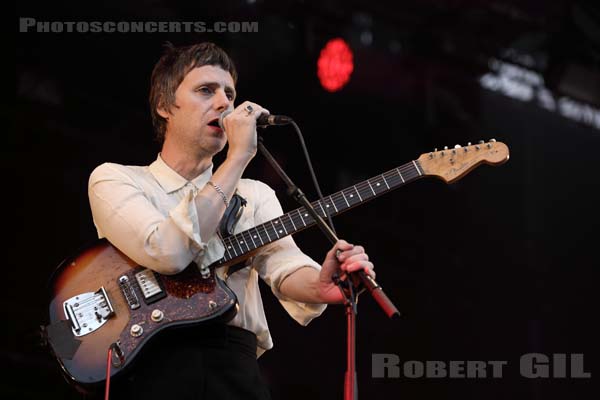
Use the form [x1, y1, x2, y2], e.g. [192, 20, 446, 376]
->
[88, 154, 326, 355]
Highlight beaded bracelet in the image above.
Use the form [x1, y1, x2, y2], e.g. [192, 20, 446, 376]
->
[206, 181, 229, 207]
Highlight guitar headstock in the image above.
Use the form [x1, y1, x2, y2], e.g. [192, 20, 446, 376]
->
[417, 139, 509, 183]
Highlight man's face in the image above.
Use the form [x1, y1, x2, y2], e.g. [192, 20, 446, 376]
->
[161, 65, 236, 156]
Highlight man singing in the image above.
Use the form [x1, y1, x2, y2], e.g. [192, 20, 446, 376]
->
[88, 42, 374, 399]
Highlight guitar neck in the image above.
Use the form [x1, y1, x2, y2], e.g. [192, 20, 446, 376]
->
[218, 160, 424, 263]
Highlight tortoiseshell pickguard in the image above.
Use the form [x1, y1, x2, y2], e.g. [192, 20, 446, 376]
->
[113, 264, 237, 372]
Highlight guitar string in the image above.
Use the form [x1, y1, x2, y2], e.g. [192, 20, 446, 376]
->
[64, 157, 450, 317]
[221, 164, 421, 253]
[221, 162, 422, 256]
[63, 164, 426, 318]
[64, 150, 489, 323]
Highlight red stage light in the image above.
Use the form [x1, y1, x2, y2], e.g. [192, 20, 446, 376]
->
[317, 38, 354, 92]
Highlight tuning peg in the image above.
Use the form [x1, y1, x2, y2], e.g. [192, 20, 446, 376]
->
[429, 152, 434, 159]
[434, 148, 438, 152]
[454, 144, 461, 148]
[489, 138, 496, 142]
[467, 142, 472, 146]
[478, 140, 484, 144]
[444, 146, 448, 150]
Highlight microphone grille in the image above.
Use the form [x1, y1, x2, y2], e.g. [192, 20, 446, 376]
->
[218, 110, 233, 130]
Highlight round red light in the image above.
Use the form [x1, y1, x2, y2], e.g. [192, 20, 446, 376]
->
[317, 38, 354, 92]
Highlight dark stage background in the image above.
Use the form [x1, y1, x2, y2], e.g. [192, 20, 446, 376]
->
[11, 0, 598, 399]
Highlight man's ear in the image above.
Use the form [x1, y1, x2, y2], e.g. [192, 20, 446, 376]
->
[156, 104, 170, 120]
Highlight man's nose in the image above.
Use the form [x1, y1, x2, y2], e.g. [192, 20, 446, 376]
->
[214, 89, 231, 112]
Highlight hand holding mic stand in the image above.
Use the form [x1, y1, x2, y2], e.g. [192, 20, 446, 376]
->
[257, 132, 400, 400]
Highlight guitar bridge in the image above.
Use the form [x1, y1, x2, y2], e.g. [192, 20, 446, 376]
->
[118, 275, 140, 310]
[63, 287, 115, 337]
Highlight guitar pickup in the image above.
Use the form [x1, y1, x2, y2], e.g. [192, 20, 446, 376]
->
[134, 269, 166, 305]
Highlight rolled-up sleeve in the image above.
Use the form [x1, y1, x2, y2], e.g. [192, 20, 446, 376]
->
[250, 181, 327, 325]
[88, 163, 211, 275]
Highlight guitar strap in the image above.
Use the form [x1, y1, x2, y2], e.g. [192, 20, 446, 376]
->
[218, 191, 250, 278]
[218, 191, 247, 238]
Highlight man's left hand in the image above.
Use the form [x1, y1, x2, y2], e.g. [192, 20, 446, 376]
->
[317, 239, 375, 304]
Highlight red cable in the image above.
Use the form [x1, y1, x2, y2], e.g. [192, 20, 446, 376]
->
[105, 347, 112, 400]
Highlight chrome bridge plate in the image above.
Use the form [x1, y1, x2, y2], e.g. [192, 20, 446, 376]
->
[63, 287, 114, 337]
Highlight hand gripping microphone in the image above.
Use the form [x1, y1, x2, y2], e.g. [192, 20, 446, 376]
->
[218, 110, 292, 130]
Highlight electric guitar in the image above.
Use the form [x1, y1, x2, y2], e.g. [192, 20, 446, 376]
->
[46, 140, 509, 389]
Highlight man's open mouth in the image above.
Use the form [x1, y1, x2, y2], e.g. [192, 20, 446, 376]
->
[208, 118, 220, 128]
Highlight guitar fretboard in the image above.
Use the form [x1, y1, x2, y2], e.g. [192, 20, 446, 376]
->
[215, 160, 423, 265]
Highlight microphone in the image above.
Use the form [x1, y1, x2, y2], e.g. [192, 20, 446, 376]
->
[218, 110, 292, 130]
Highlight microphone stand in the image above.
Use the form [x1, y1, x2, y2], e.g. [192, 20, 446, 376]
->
[257, 137, 400, 400]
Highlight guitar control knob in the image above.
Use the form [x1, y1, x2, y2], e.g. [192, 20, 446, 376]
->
[151, 309, 164, 322]
[130, 324, 143, 337]
[209, 300, 218, 310]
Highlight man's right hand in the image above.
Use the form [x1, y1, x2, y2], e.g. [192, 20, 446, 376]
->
[221, 101, 269, 164]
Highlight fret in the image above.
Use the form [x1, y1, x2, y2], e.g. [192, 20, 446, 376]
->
[234, 233, 245, 251]
[329, 196, 339, 213]
[289, 210, 302, 229]
[412, 160, 422, 176]
[341, 190, 350, 207]
[233, 235, 248, 253]
[316, 201, 326, 218]
[223, 237, 234, 259]
[384, 170, 398, 186]
[240, 232, 252, 252]
[397, 168, 405, 183]
[297, 209, 307, 226]
[367, 180, 376, 196]
[228, 239, 239, 257]
[261, 223, 272, 242]
[278, 217, 288, 235]
[353, 185, 363, 201]
[288, 212, 297, 231]
[371, 179, 386, 194]
[248, 229, 257, 248]
[382, 174, 390, 189]
[344, 188, 358, 205]
[270, 221, 281, 238]
[301, 209, 314, 225]
[253, 228, 264, 246]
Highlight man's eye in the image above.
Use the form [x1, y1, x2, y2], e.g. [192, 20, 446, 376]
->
[198, 87, 212, 94]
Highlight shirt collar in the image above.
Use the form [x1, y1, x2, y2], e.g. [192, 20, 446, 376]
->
[148, 154, 213, 194]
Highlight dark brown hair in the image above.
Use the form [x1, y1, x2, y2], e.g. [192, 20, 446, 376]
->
[149, 42, 238, 144]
